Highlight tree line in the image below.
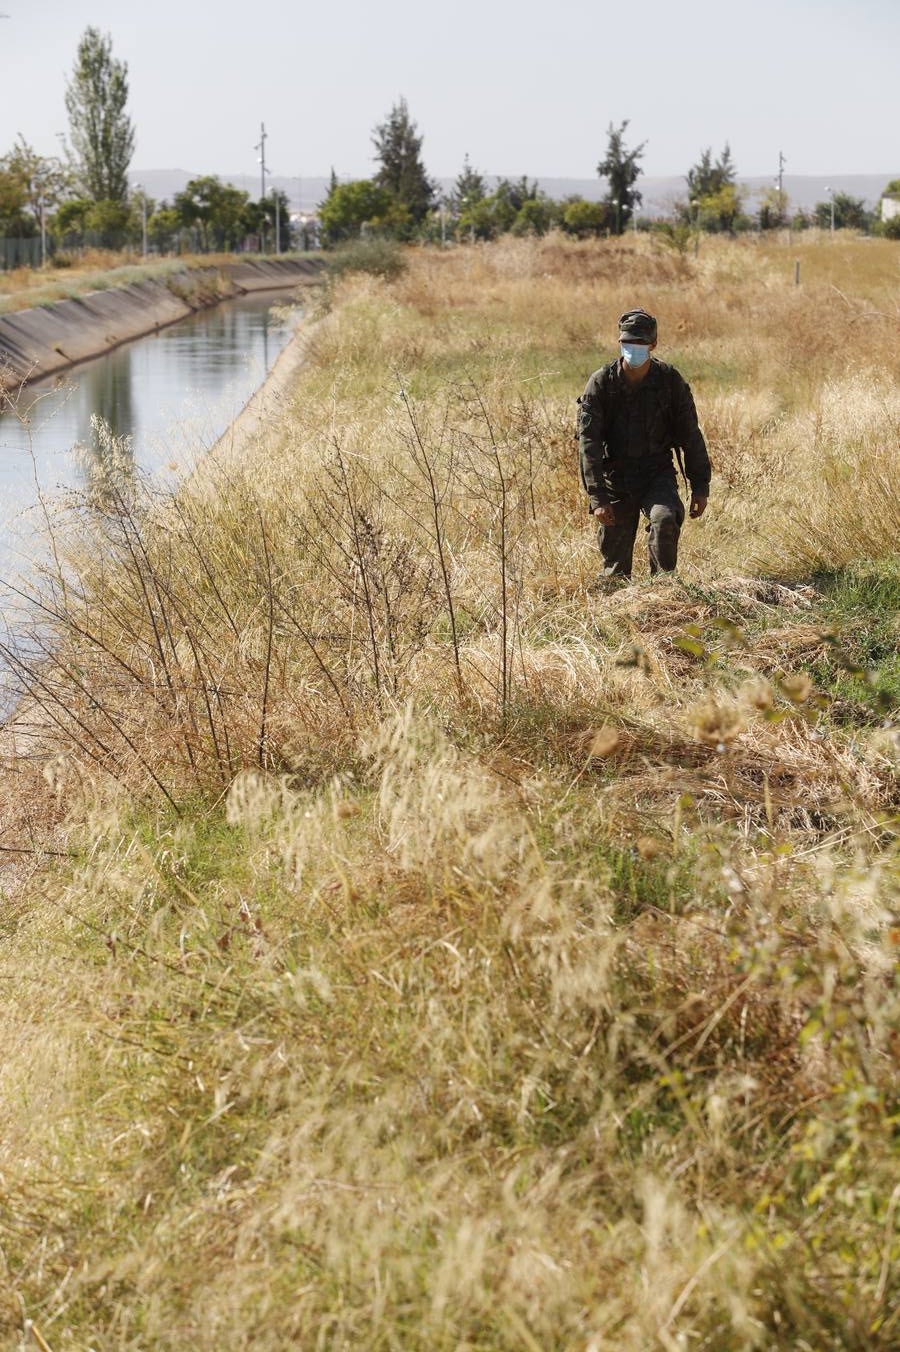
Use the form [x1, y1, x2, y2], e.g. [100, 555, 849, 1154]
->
[0, 27, 296, 259]
[323, 112, 898, 245]
[2, 27, 898, 264]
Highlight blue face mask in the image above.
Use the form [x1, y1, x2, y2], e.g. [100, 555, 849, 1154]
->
[620, 342, 651, 368]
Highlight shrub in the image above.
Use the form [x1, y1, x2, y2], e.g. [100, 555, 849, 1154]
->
[325, 236, 407, 281]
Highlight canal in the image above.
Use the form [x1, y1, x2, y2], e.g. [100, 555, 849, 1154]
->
[0, 289, 298, 595]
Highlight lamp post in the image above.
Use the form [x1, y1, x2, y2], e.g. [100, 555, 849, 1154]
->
[134, 182, 148, 258]
[461, 196, 475, 244]
[826, 184, 835, 234]
[38, 191, 46, 266]
[612, 197, 620, 235]
[255, 122, 271, 252]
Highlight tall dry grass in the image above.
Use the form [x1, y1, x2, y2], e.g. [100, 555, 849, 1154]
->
[0, 233, 897, 1349]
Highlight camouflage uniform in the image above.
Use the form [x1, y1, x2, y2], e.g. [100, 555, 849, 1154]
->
[578, 312, 711, 578]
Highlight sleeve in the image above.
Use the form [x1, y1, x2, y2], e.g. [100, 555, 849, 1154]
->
[672, 373, 712, 497]
[578, 374, 610, 512]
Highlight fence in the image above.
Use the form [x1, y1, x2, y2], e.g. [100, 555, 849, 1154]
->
[0, 237, 55, 270]
[1, 224, 319, 271]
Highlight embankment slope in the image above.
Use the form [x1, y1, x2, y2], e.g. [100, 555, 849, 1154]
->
[0, 257, 322, 392]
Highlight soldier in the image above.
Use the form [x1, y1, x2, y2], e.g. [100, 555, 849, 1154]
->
[578, 308, 711, 583]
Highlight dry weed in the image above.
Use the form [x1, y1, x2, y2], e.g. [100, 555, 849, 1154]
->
[1, 234, 897, 1350]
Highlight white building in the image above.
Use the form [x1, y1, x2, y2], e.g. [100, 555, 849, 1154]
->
[881, 194, 900, 222]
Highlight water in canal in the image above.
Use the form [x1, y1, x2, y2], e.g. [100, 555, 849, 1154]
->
[0, 289, 298, 595]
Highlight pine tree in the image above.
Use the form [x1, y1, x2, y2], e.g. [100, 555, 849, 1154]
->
[453, 154, 486, 210]
[685, 144, 742, 233]
[64, 27, 135, 204]
[686, 144, 736, 200]
[372, 98, 435, 225]
[597, 121, 645, 234]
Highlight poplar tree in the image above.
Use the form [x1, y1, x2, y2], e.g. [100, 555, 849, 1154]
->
[372, 98, 435, 225]
[597, 120, 645, 234]
[65, 27, 135, 204]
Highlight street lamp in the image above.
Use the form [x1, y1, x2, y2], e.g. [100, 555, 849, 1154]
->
[825, 184, 835, 234]
[612, 198, 620, 235]
[37, 190, 46, 267]
[461, 196, 475, 244]
[134, 182, 148, 258]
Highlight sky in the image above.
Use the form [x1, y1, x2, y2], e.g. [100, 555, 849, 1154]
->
[1, 0, 897, 185]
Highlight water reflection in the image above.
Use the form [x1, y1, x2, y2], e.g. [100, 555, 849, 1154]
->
[80, 349, 136, 491]
[0, 290, 296, 586]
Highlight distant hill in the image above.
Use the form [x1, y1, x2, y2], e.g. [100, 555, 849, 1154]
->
[131, 169, 895, 217]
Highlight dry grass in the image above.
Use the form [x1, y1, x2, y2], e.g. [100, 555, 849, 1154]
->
[0, 252, 242, 315]
[0, 233, 897, 1350]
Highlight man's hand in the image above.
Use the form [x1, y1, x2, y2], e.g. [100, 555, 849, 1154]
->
[689, 495, 708, 519]
[593, 504, 616, 526]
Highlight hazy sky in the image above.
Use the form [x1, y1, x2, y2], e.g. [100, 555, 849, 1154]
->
[1, 0, 897, 182]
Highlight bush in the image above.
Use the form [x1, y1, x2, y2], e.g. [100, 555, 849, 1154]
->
[560, 198, 608, 238]
[324, 236, 407, 281]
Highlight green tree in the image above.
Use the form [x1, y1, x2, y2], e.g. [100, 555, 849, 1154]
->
[174, 176, 250, 251]
[511, 196, 557, 237]
[0, 166, 32, 235]
[64, 27, 135, 204]
[5, 138, 71, 218]
[318, 179, 402, 246]
[684, 144, 742, 232]
[0, 138, 71, 236]
[494, 176, 539, 213]
[452, 154, 486, 212]
[757, 186, 787, 231]
[456, 196, 498, 242]
[372, 98, 435, 227]
[54, 197, 92, 237]
[813, 192, 869, 231]
[83, 198, 130, 244]
[54, 196, 129, 246]
[147, 205, 181, 253]
[597, 120, 645, 234]
[686, 144, 735, 200]
[560, 198, 609, 238]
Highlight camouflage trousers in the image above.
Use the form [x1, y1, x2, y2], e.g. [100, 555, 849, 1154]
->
[597, 473, 685, 578]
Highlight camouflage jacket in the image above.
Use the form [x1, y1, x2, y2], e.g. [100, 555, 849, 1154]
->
[578, 358, 711, 510]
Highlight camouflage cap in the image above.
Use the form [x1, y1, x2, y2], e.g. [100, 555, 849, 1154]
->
[618, 308, 657, 344]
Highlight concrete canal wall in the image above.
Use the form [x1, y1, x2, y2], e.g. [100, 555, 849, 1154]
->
[0, 257, 323, 392]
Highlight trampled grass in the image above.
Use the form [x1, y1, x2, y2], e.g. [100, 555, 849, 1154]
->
[0, 233, 897, 1350]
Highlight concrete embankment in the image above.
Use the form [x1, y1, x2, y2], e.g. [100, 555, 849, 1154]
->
[0, 257, 323, 392]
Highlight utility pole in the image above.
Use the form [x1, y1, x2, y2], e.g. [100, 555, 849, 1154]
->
[255, 122, 271, 252]
[255, 122, 268, 201]
[777, 150, 787, 219]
